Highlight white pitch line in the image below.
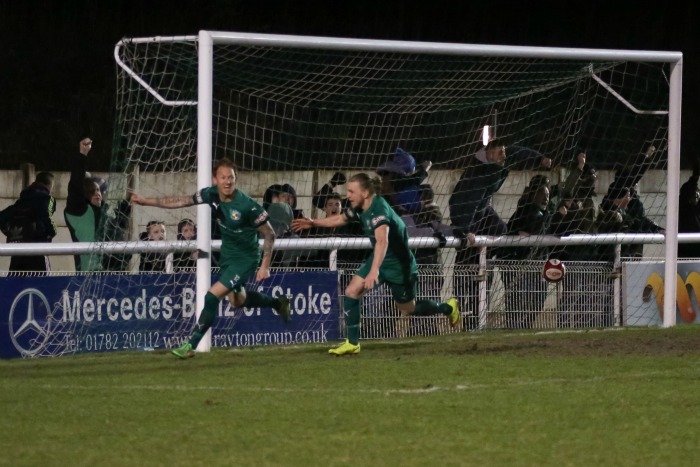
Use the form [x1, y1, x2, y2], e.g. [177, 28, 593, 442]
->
[5, 368, 692, 396]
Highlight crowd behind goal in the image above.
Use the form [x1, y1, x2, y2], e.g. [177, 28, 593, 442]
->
[0, 136, 696, 333]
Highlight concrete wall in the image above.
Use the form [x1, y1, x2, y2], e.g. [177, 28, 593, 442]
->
[0, 168, 677, 272]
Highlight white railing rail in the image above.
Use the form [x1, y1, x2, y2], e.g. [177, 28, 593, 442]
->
[2, 233, 697, 256]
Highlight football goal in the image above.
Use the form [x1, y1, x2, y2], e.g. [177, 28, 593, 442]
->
[2, 31, 682, 357]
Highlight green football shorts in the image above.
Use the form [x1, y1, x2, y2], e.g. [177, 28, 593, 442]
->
[356, 259, 417, 304]
[217, 259, 258, 293]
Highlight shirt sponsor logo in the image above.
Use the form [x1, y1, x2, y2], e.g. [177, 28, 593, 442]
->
[371, 215, 386, 226]
[231, 210, 241, 220]
[255, 212, 268, 225]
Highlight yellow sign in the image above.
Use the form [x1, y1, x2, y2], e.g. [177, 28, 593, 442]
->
[643, 273, 700, 323]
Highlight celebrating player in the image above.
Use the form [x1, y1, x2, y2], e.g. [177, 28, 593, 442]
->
[131, 158, 290, 358]
[292, 173, 460, 356]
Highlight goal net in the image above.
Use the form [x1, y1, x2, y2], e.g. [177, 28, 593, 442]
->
[24, 32, 681, 357]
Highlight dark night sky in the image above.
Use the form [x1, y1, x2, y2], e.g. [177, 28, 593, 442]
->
[1, 0, 697, 171]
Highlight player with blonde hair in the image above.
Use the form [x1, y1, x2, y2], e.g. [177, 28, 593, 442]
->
[293, 172, 459, 355]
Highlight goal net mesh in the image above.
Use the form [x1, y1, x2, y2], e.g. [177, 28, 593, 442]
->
[36, 35, 672, 357]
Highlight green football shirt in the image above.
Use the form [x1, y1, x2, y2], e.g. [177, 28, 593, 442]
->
[193, 186, 268, 266]
[346, 195, 417, 274]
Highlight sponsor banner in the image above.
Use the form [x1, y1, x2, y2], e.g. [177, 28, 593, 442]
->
[624, 261, 700, 326]
[0, 271, 340, 359]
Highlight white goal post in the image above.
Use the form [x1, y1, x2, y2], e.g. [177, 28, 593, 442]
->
[188, 31, 682, 328]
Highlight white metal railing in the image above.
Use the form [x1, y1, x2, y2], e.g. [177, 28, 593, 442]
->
[3, 233, 698, 257]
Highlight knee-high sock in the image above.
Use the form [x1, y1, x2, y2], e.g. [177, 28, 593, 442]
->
[344, 296, 361, 345]
[190, 292, 220, 348]
[244, 290, 281, 309]
[411, 300, 452, 316]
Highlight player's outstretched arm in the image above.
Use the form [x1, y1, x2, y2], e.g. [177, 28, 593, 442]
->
[131, 193, 195, 209]
[292, 213, 348, 232]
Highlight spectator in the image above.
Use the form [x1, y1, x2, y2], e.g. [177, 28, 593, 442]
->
[500, 182, 551, 329]
[595, 183, 664, 262]
[139, 220, 169, 272]
[449, 139, 552, 243]
[263, 183, 304, 219]
[303, 192, 367, 267]
[515, 174, 557, 224]
[501, 183, 551, 259]
[298, 192, 341, 268]
[100, 176, 133, 272]
[262, 184, 283, 211]
[0, 171, 57, 275]
[678, 159, 700, 258]
[312, 172, 348, 211]
[264, 187, 299, 267]
[64, 134, 131, 271]
[610, 145, 660, 257]
[549, 150, 599, 261]
[449, 139, 552, 321]
[322, 192, 343, 217]
[266, 201, 294, 239]
[595, 184, 632, 262]
[586, 183, 655, 328]
[376, 147, 432, 215]
[412, 184, 443, 266]
[414, 184, 442, 227]
[281, 183, 305, 220]
[560, 151, 598, 235]
[173, 218, 198, 271]
[558, 150, 597, 211]
[549, 191, 596, 261]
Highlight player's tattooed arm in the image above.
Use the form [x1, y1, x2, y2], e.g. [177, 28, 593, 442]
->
[255, 221, 275, 281]
[257, 221, 276, 267]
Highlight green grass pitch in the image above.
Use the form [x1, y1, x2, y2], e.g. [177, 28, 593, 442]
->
[2, 326, 699, 466]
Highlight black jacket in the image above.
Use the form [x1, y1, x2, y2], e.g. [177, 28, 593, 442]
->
[0, 182, 56, 243]
[678, 173, 700, 258]
[449, 146, 545, 233]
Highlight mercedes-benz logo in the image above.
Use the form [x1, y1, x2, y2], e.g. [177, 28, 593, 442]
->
[8, 288, 53, 356]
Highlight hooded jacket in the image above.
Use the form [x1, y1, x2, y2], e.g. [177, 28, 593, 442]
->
[0, 182, 56, 243]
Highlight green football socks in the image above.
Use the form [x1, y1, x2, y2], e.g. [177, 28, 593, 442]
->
[190, 292, 219, 349]
[344, 296, 361, 345]
[244, 290, 280, 309]
[412, 300, 452, 317]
